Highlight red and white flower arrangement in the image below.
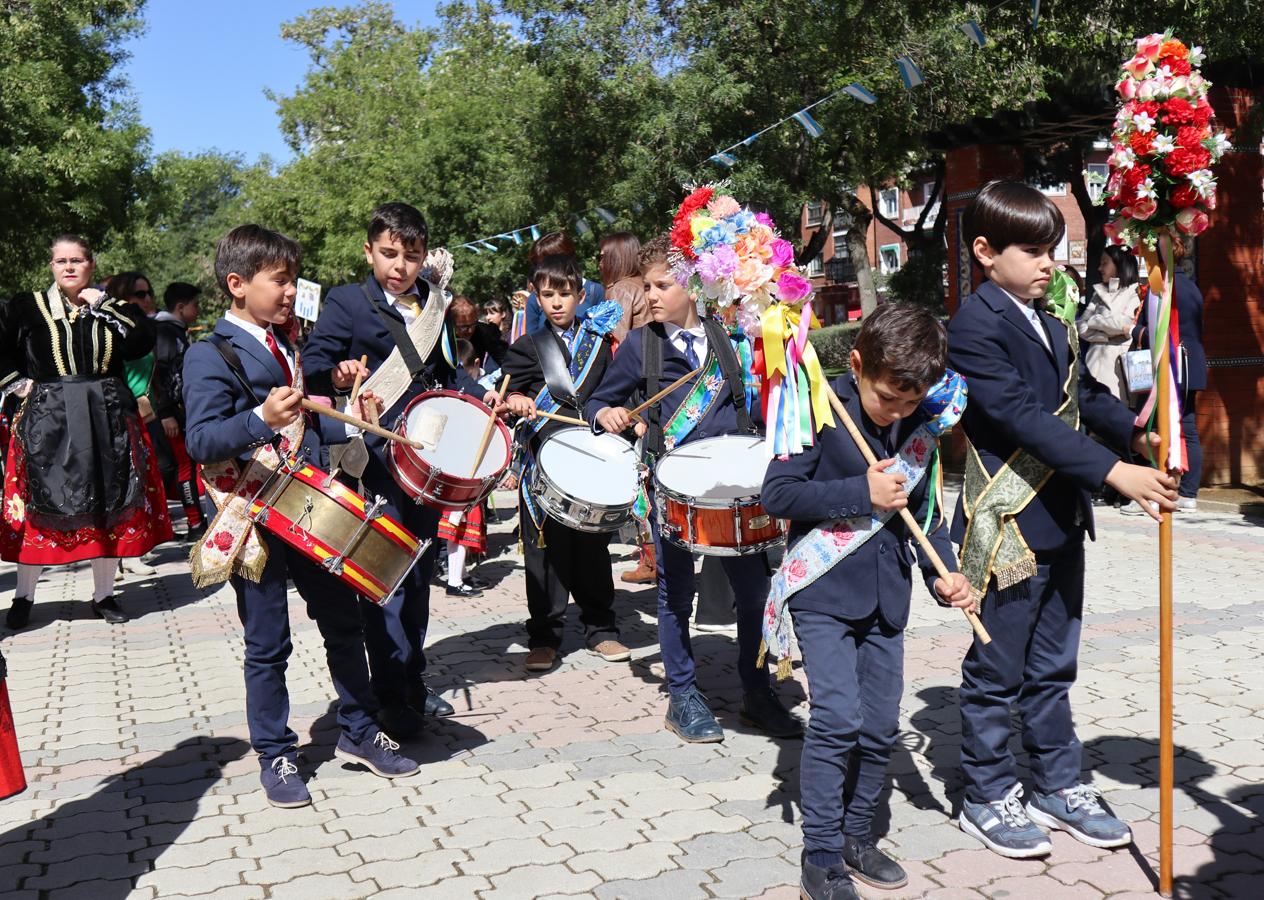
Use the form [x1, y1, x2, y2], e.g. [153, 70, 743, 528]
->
[1103, 32, 1227, 249]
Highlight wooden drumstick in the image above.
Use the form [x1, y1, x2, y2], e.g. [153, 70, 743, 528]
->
[627, 365, 705, 419]
[533, 409, 587, 427]
[468, 375, 511, 478]
[349, 354, 369, 404]
[301, 398, 424, 450]
[823, 385, 992, 646]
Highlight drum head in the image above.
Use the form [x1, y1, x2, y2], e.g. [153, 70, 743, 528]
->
[656, 435, 768, 500]
[404, 394, 508, 478]
[538, 429, 638, 506]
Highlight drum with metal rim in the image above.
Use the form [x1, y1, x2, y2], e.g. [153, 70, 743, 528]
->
[530, 427, 640, 532]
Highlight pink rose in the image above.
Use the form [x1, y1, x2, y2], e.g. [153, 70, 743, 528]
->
[786, 558, 807, 584]
[1129, 197, 1158, 220]
[1124, 54, 1155, 79]
[1175, 207, 1210, 235]
[754, 212, 774, 227]
[1116, 77, 1137, 101]
[770, 238, 794, 268]
[733, 257, 773, 295]
[829, 527, 854, 550]
[776, 271, 812, 303]
[707, 195, 741, 218]
[1136, 33, 1164, 61]
[1137, 79, 1159, 101]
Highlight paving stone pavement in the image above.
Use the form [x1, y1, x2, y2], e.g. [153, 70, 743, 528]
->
[1, 492, 1261, 899]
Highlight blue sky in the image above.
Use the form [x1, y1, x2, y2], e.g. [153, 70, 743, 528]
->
[121, 1, 442, 163]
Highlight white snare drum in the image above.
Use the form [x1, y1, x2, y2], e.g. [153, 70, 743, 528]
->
[530, 427, 640, 532]
[653, 434, 786, 556]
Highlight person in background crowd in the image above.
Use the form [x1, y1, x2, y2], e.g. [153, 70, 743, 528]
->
[523, 232, 606, 333]
[1079, 246, 1143, 403]
[153, 282, 206, 541]
[598, 231, 650, 343]
[449, 295, 508, 372]
[437, 339, 491, 598]
[481, 297, 512, 342]
[105, 271, 168, 580]
[2, 236, 173, 629]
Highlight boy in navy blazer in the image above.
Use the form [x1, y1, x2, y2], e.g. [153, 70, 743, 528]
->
[949, 182, 1177, 858]
[587, 236, 800, 744]
[762, 304, 974, 899]
[302, 203, 497, 736]
[183, 225, 419, 808]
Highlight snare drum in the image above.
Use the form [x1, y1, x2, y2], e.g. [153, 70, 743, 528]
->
[248, 459, 429, 605]
[530, 428, 640, 532]
[388, 391, 512, 512]
[653, 434, 786, 556]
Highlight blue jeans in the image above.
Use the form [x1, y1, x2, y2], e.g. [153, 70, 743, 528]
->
[959, 542, 1085, 803]
[355, 458, 441, 709]
[1180, 391, 1202, 498]
[651, 519, 770, 696]
[233, 531, 377, 760]
[793, 608, 904, 851]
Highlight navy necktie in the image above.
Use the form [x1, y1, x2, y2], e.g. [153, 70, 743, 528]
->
[680, 332, 700, 368]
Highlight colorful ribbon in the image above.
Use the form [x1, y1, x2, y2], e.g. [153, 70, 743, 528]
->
[757, 300, 833, 457]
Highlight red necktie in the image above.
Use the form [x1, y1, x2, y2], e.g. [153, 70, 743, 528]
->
[265, 329, 293, 384]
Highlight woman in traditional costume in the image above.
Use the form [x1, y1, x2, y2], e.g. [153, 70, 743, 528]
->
[1, 235, 173, 628]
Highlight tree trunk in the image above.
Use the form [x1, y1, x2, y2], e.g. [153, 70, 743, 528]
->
[836, 189, 878, 317]
[1067, 138, 1107, 288]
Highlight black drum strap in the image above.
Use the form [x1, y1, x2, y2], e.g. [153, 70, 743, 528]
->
[640, 323, 666, 458]
[363, 282, 427, 379]
[533, 328, 581, 411]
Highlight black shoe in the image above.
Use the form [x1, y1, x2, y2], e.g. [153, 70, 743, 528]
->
[377, 703, 424, 739]
[184, 521, 208, 544]
[665, 688, 724, 743]
[5, 597, 33, 630]
[740, 688, 804, 738]
[91, 596, 129, 624]
[445, 582, 482, 597]
[843, 835, 909, 890]
[801, 854, 860, 900]
[411, 684, 454, 718]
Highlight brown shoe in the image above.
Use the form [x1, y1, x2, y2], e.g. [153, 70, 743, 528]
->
[620, 542, 656, 584]
[525, 647, 558, 672]
[590, 640, 631, 662]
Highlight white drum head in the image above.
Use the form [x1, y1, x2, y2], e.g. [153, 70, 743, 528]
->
[538, 429, 638, 506]
[656, 435, 768, 500]
[404, 395, 507, 478]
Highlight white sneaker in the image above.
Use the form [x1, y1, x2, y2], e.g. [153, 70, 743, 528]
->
[121, 557, 157, 576]
[1176, 497, 1197, 512]
[1118, 502, 1146, 517]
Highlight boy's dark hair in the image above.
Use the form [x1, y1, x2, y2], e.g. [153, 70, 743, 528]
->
[530, 254, 584, 293]
[963, 181, 1065, 266]
[638, 234, 671, 272]
[455, 338, 476, 366]
[164, 281, 201, 310]
[367, 202, 428, 248]
[852, 302, 947, 392]
[214, 224, 301, 298]
[527, 231, 576, 265]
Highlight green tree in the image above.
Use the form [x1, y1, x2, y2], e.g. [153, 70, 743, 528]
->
[0, 0, 149, 293]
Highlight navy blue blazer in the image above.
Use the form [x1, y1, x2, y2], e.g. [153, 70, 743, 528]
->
[585, 324, 760, 446]
[761, 375, 954, 628]
[183, 316, 349, 466]
[300, 276, 479, 465]
[948, 280, 1137, 550]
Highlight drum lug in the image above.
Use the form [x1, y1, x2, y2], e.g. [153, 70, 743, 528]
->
[365, 495, 387, 520]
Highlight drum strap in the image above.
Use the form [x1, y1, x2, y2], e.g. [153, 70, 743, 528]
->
[364, 283, 428, 380]
[702, 318, 756, 435]
[640, 323, 666, 459]
[206, 334, 262, 405]
[533, 329, 581, 411]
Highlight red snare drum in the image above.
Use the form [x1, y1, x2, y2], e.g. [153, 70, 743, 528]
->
[388, 391, 511, 512]
[653, 434, 786, 556]
[248, 459, 429, 605]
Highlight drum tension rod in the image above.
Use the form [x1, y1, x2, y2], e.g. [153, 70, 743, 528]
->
[323, 495, 388, 576]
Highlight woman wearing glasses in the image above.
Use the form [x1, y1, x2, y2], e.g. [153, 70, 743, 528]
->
[1, 236, 173, 629]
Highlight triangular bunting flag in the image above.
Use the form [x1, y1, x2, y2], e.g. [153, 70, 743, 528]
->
[710, 151, 738, 168]
[575, 217, 592, 236]
[843, 83, 877, 104]
[530, 225, 542, 240]
[791, 110, 824, 138]
[896, 55, 924, 89]
[595, 207, 617, 225]
[960, 21, 987, 47]
[1031, 0, 1041, 28]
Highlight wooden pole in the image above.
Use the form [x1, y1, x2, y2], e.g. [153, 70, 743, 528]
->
[1155, 240, 1175, 898]
[300, 398, 423, 450]
[824, 385, 991, 645]
[469, 375, 511, 478]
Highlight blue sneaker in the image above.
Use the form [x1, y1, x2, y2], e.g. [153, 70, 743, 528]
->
[1026, 783, 1132, 848]
[665, 688, 724, 743]
[334, 729, 421, 778]
[260, 755, 311, 808]
[959, 783, 1052, 858]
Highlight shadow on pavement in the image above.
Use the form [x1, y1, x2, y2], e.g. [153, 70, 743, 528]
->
[0, 736, 248, 897]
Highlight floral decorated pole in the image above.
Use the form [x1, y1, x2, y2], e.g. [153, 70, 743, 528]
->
[1102, 32, 1224, 898]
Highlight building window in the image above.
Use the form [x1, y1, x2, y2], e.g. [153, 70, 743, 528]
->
[879, 189, 899, 219]
[1054, 231, 1069, 261]
[806, 253, 823, 277]
[1085, 163, 1109, 202]
[805, 201, 826, 227]
[879, 243, 901, 275]
[832, 227, 849, 258]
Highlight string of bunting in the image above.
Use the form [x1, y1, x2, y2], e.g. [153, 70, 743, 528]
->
[447, 0, 1036, 254]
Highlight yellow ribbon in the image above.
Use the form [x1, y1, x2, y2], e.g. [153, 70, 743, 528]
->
[760, 303, 834, 433]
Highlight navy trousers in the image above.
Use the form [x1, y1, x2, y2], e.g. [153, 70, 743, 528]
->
[355, 458, 441, 709]
[793, 608, 904, 856]
[1180, 391, 1202, 498]
[959, 542, 1085, 803]
[651, 520, 770, 696]
[232, 531, 377, 761]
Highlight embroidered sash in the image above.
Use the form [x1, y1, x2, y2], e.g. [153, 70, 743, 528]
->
[759, 371, 967, 679]
[190, 357, 306, 587]
[958, 325, 1080, 601]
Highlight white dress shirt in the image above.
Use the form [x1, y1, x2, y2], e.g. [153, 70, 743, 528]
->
[385, 284, 422, 324]
[663, 321, 708, 364]
[1001, 288, 1052, 352]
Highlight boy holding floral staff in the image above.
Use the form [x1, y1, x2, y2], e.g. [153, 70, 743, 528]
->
[950, 181, 1177, 859]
